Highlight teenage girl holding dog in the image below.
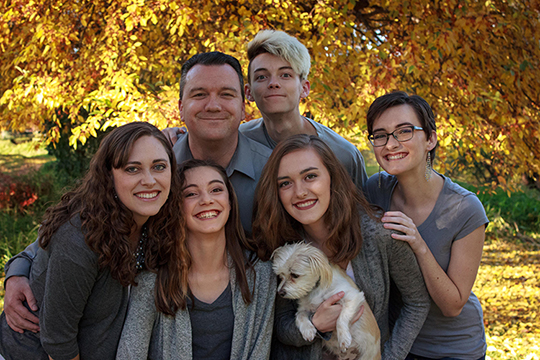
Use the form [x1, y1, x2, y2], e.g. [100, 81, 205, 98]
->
[116, 159, 276, 360]
[252, 134, 430, 359]
[364, 91, 488, 360]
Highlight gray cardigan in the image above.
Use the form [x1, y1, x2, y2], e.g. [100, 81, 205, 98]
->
[116, 256, 276, 360]
[271, 213, 430, 360]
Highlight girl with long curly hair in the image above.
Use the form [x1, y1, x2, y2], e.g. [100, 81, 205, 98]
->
[116, 159, 276, 360]
[252, 134, 430, 360]
[0, 122, 186, 360]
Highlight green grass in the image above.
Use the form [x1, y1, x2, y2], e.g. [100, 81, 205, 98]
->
[458, 181, 540, 242]
[0, 139, 54, 175]
[0, 139, 64, 270]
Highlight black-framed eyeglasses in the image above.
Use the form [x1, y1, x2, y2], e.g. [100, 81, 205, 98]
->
[368, 126, 424, 147]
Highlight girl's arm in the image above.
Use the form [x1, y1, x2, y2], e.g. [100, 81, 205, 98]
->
[273, 294, 312, 346]
[385, 239, 431, 359]
[382, 211, 485, 317]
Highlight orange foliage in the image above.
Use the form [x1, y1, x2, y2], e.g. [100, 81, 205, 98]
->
[0, 0, 538, 189]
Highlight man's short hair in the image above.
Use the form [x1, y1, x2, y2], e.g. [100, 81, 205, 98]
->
[179, 51, 245, 101]
[247, 30, 311, 83]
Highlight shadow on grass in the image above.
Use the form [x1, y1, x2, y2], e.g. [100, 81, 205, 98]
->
[0, 154, 54, 174]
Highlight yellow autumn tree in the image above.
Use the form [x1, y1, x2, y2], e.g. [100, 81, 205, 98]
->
[0, 0, 538, 190]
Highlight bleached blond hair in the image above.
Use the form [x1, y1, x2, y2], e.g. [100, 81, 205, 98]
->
[247, 30, 311, 82]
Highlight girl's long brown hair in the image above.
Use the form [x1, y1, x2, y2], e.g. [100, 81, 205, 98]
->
[38, 122, 187, 315]
[177, 159, 255, 308]
[252, 134, 375, 263]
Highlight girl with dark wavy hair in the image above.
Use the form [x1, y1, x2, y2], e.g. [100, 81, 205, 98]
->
[252, 134, 430, 359]
[117, 159, 276, 360]
[0, 122, 186, 360]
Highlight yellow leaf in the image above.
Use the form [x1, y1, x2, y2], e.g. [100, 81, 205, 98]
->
[125, 18, 133, 32]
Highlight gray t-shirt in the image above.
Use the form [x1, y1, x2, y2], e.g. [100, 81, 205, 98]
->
[188, 283, 234, 359]
[366, 172, 488, 359]
[239, 117, 368, 191]
[0, 216, 128, 360]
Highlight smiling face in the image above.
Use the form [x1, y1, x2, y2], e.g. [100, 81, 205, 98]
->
[179, 64, 245, 143]
[277, 148, 331, 233]
[245, 52, 310, 118]
[372, 104, 437, 177]
[112, 135, 172, 228]
[182, 166, 230, 238]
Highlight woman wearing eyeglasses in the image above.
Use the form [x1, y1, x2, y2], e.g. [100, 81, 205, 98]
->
[365, 91, 488, 360]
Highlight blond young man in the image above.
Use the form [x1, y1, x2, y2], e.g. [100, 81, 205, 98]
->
[240, 30, 367, 189]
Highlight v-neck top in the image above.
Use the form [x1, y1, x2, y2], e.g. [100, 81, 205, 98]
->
[188, 283, 233, 360]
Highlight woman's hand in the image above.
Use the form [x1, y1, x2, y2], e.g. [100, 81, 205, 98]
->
[381, 211, 428, 255]
[311, 292, 365, 333]
[161, 126, 187, 146]
[311, 292, 344, 333]
[382, 211, 487, 317]
[4, 276, 40, 333]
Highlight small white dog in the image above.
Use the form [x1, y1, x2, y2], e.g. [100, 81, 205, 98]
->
[272, 242, 381, 360]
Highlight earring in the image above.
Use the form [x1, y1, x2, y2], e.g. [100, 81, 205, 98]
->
[114, 191, 118, 199]
[378, 165, 382, 189]
[425, 153, 432, 182]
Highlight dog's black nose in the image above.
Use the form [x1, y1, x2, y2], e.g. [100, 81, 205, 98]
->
[278, 289, 287, 297]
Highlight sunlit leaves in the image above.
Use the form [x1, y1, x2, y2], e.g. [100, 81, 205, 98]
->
[0, 0, 538, 190]
[475, 241, 540, 359]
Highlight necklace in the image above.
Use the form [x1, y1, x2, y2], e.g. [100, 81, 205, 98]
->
[134, 226, 147, 271]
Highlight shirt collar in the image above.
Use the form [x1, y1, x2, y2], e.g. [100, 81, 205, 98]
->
[175, 132, 257, 180]
[226, 132, 256, 180]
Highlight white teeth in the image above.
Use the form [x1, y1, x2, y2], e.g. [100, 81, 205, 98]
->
[387, 154, 406, 160]
[136, 192, 158, 199]
[197, 211, 218, 219]
[296, 200, 316, 208]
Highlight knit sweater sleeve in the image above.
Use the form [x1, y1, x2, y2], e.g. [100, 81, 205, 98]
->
[383, 240, 430, 359]
[243, 260, 277, 360]
[116, 271, 158, 359]
[273, 294, 315, 347]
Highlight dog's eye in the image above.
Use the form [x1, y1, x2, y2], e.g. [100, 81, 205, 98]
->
[291, 273, 299, 279]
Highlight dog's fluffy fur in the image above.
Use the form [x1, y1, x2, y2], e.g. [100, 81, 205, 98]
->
[272, 242, 381, 360]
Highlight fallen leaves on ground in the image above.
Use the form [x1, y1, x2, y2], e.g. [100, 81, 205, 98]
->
[475, 239, 540, 360]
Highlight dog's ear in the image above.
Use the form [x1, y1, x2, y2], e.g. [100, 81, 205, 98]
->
[307, 247, 333, 287]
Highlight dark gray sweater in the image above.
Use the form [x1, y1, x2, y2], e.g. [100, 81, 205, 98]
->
[0, 216, 128, 360]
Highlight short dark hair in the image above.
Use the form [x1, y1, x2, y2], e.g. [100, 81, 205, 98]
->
[179, 51, 245, 101]
[366, 91, 438, 161]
